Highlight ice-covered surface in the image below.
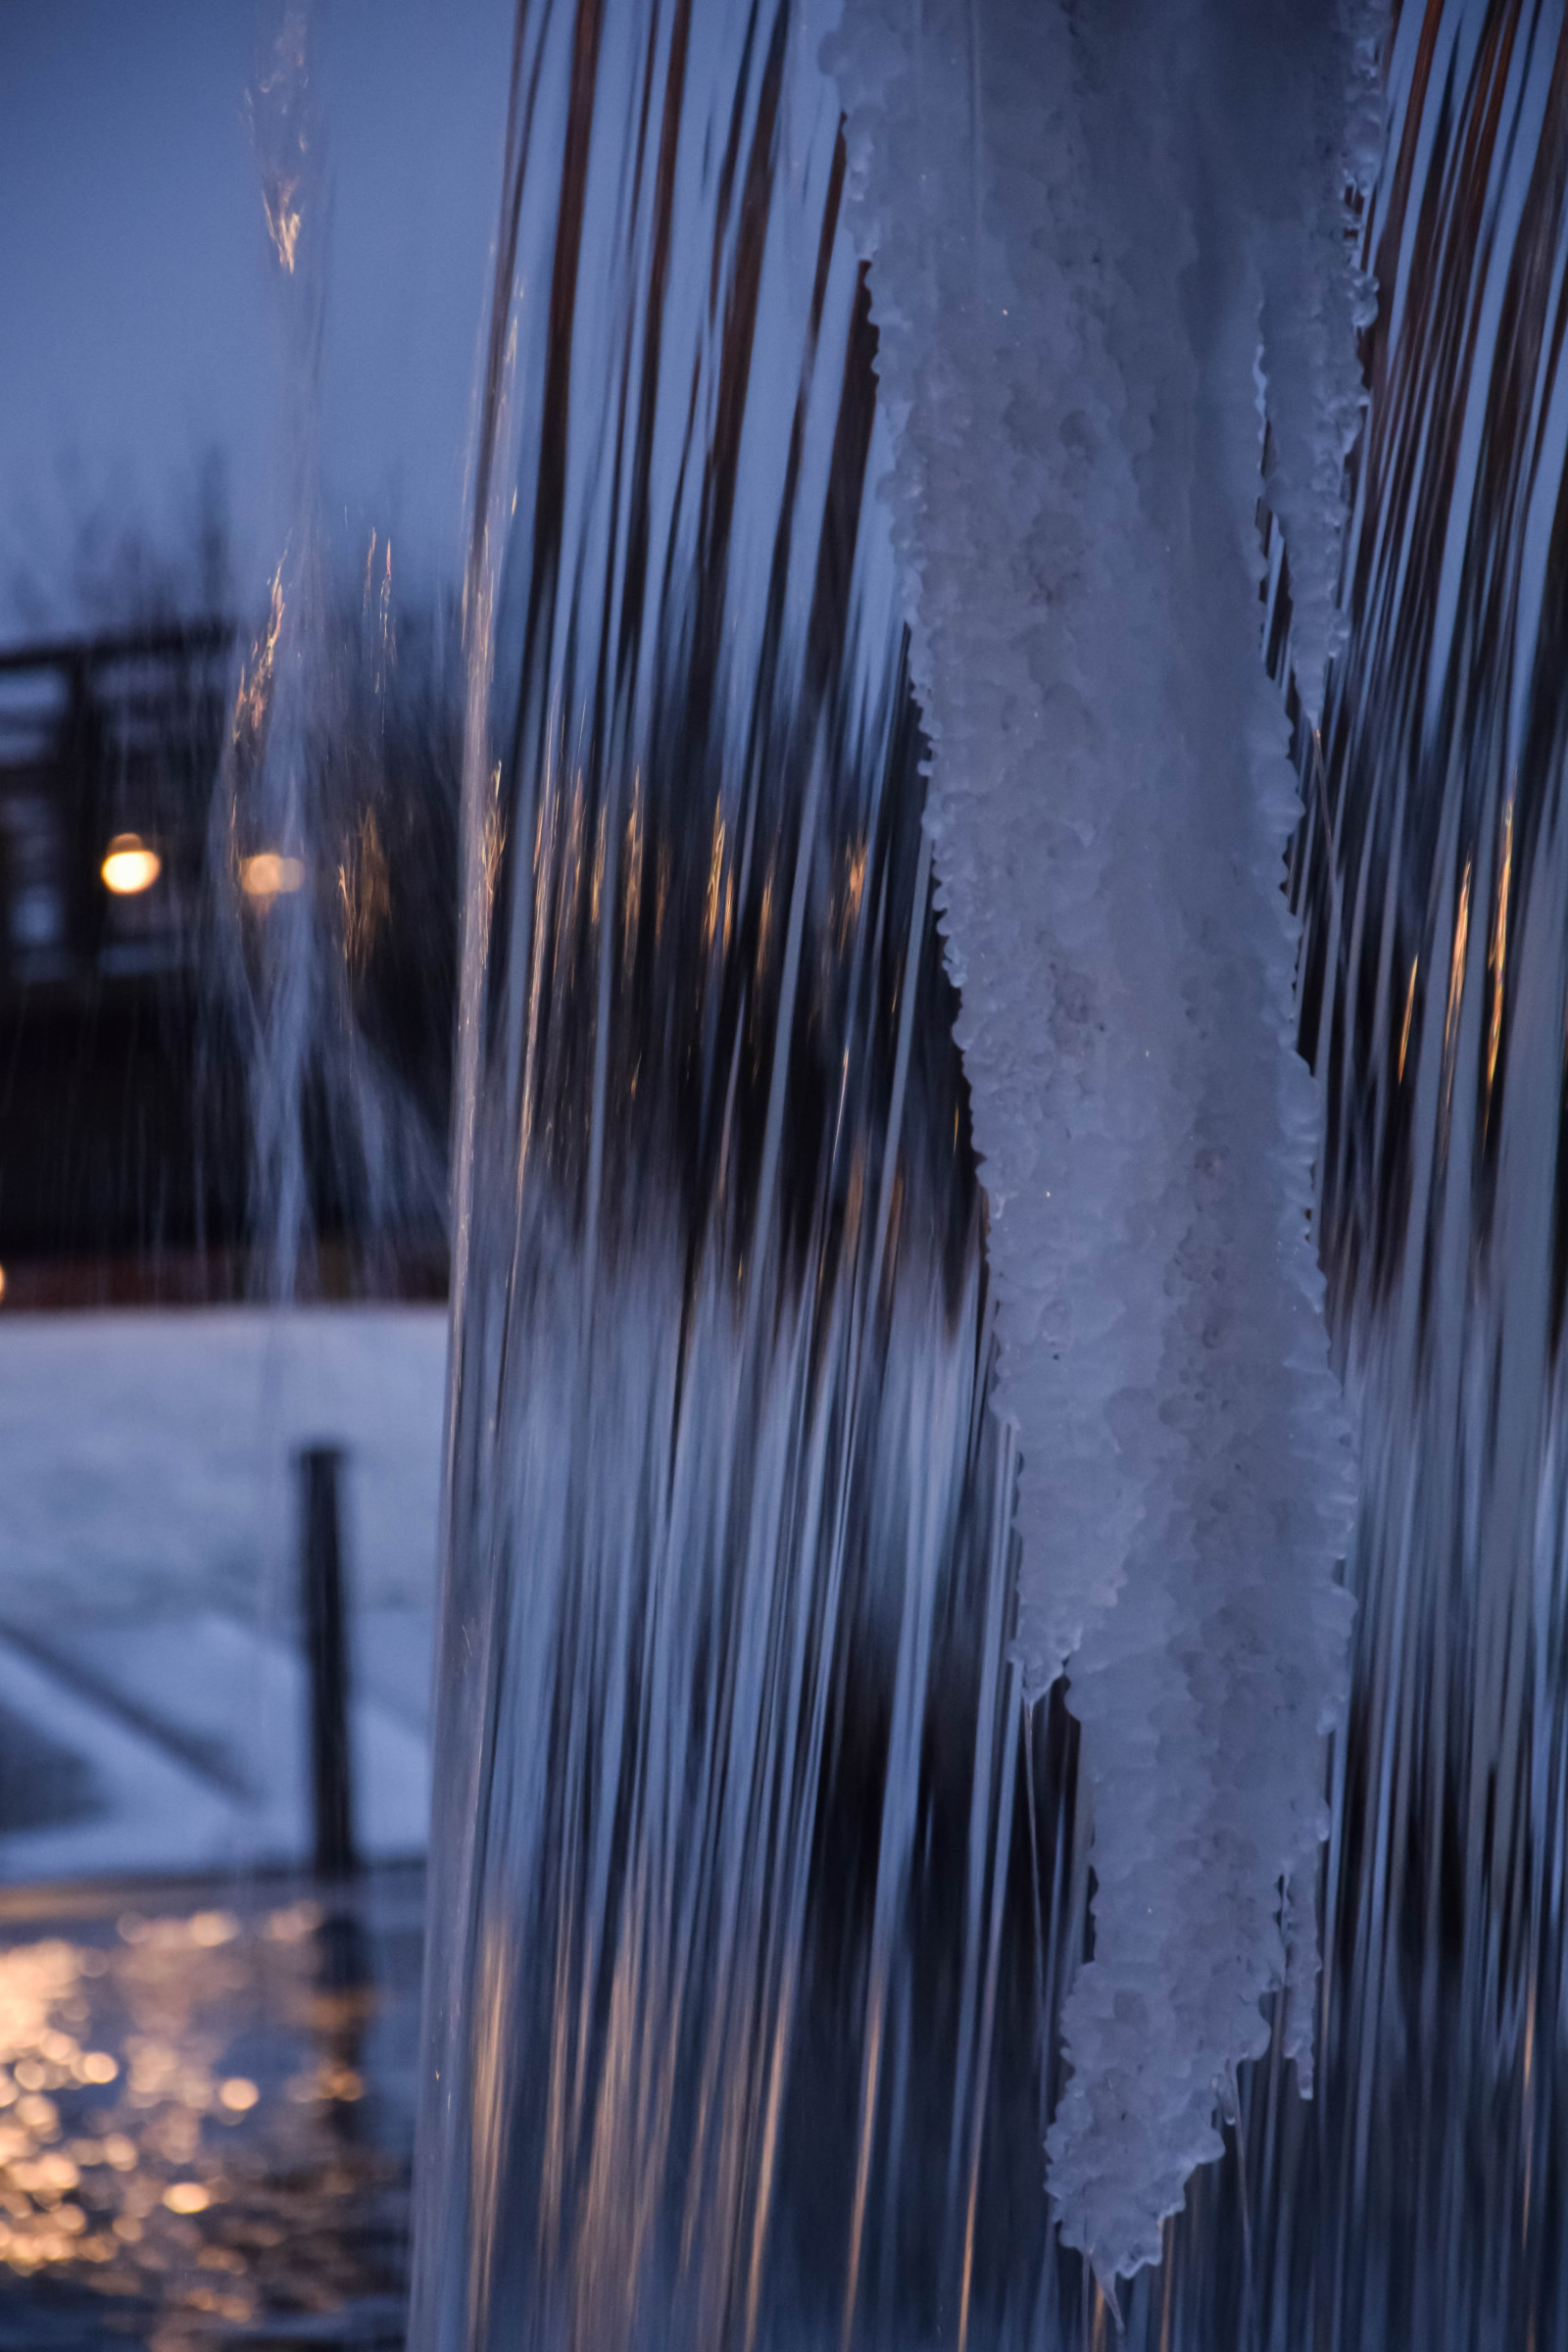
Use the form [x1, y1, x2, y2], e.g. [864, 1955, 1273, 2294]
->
[823, 0, 1379, 2285]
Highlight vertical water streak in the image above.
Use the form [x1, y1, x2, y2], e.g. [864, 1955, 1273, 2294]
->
[1259, 6, 1568, 2344]
[410, 1, 1568, 2342]
[412, 7, 1075, 2344]
[207, 5, 451, 1298]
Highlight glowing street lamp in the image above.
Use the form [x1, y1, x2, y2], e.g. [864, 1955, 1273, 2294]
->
[100, 834, 162, 895]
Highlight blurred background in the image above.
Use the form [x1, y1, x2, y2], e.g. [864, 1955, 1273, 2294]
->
[0, 4, 511, 2337]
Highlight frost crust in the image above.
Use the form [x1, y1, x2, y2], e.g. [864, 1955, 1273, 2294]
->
[821, 0, 1382, 2287]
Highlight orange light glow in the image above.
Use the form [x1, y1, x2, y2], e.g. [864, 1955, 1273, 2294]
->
[100, 836, 162, 896]
[240, 853, 306, 901]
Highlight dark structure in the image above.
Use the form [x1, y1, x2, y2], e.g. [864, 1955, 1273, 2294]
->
[298, 1445, 358, 1883]
[0, 620, 460, 1296]
[0, 623, 238, 1278]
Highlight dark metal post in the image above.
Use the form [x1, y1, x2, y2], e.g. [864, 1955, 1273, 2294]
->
[298, 1445, 358, 1880]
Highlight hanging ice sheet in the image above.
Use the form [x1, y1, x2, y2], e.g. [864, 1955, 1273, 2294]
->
[824, 0, 1380, 2283]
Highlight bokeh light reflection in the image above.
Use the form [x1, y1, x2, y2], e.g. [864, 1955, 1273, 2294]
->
[0, 1875, 418, 2341]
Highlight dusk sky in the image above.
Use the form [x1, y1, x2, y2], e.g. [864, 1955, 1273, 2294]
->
[0, 0, 514, 643]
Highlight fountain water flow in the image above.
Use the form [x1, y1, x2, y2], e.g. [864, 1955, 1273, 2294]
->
[410, 0, 1568, 2344]
[210, 5, 448, 1301]
[1256, 7, 1568, 2344]
[411, 8, 1077, 2345]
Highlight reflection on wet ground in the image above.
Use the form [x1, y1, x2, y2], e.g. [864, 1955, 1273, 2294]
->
[0, 1866, 420, 2349]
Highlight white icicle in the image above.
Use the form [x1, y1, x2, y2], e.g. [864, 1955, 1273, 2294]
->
[820, 0, 1381, 2286]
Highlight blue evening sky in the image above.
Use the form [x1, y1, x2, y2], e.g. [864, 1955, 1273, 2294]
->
[0, 0, 514, 643]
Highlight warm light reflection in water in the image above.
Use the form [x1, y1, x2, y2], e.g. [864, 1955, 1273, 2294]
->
[0, 1878, 418, 2343]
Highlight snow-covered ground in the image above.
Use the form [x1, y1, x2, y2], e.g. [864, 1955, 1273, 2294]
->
[0, 1305, 447, 1623]
[0, 1305, 446, 1882]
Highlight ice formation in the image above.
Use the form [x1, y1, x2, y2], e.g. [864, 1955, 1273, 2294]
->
[823, 0, 1382, 2284]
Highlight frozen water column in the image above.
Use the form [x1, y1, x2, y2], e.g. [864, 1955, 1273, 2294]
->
[823, 0, 1379, 2289]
